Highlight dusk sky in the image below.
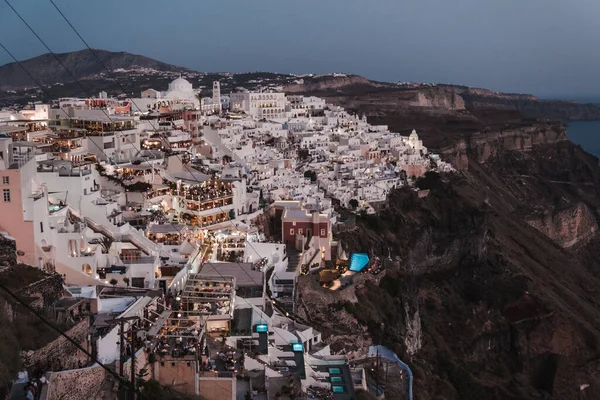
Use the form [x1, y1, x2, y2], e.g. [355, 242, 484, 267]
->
[0, 0, 598, 98]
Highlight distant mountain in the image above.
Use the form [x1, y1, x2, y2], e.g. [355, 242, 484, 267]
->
[0, 49, 193, 91]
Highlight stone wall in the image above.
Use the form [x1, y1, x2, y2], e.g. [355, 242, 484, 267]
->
[21, 317, 90, 373]
[0, 233, 16, 266]
[154, 358, 197, 396]
[42, 364, 106, 400]
[15, 274, 67, 310]
[120, 347, 150, 381]
[198, 377, 235, 400]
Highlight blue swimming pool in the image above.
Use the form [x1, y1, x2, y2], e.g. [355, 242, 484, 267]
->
[349, 253, 369, 272]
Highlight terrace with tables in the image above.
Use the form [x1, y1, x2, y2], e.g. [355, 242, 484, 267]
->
[174, 180, 234, 203]
[49, 117, 138, 137]
[146, 223, 188, 245]
[181, 274, 236, 334]
[37, 159, 94, 176]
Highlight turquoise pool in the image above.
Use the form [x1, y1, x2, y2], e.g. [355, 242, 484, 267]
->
[349, 253, 369, 272]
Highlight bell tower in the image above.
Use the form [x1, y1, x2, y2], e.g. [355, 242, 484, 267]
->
[212, 81, 221, 112]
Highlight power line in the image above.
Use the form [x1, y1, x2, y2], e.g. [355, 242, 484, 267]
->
[0, 41, 292, 400]
[45, 0, 297, 320]
[0, 280, 145, 398]
[6, 0, 308, 358]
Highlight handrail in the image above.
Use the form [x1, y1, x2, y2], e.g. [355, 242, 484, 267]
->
[368, 345, 413, 400]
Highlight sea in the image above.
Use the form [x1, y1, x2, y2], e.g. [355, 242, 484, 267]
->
[567, 121, 600, 160]
[561, 98, 600, 160]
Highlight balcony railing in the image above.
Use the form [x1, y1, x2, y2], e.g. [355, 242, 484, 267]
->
[58, 169, 92, 177]
[121, 256, 155, 265]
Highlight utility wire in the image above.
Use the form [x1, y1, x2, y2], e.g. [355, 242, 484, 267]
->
[0, 28, 293, 400]
[46, 0, 303, 323]
[0, 281, 145, 398]
[6, 0, 308, 355]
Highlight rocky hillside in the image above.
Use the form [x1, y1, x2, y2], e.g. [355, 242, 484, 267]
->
[0, 49, 192, 91]
[3, 48, 599, 120]
[298, 121, 600, 399]
[283, 74, 394, 94]
[450, 86, 600, 121]
[290, 76, 600, 121]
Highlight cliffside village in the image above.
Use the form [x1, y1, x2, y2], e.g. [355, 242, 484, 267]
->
[0, 77, 452, 400]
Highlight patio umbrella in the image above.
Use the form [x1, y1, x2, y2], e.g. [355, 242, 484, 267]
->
[339, 250, 348, 261]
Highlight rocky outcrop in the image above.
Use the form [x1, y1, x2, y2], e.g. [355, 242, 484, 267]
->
[403, 301, 422, 355]
[413, 87, 466, 110]
[439, 123, 568, 170]
[527, 203, 598, 248]
[441, 85, 600, 121]
[461, 92, 600, 121]
[283, 75, 391, 94]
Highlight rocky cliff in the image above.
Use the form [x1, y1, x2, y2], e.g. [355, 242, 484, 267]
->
[299, 120, 600, 399]
[301, 78, 600, 121]
[453, 86, 600, 121]
[527, 203, 598, 249]
[439, 122, 567, 170]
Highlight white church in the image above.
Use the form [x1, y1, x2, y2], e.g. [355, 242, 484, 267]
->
[131, 77, 223, 113]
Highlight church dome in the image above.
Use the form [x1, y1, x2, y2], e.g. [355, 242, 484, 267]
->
[168, 77, 193, 93]
[409, 129, 419, 139]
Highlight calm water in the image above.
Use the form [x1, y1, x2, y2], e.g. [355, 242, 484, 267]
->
[567, 121, 600, 160]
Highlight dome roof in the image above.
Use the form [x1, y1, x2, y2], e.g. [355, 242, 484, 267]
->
[409, 129, 419, 139]
[168, 77, 193, 93]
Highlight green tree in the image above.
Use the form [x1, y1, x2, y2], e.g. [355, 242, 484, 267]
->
[416, 171, 442, 191]
[109, 278, 118, 290]
[303, 170, 317, 182]
[122, 277, 130, 287]
[195, 92, 203, 110]
[349, 199, 359, 209]
[228, 251, 237, 262]
[100, 236, 113, 254]
[298, 148, 310, 160]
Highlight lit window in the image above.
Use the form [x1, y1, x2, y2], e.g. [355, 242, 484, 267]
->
[3, 189, 10, 202]
[290, 229, 294, 235]
[1, 176, 8, 185]
[292, 221, 296, 226]
[320, 229, 325, 236]
[298, 229, 303, 235]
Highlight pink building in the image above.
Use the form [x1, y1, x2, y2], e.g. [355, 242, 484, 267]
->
[0, 135, 50, 267]
[281, 205, 332, 261]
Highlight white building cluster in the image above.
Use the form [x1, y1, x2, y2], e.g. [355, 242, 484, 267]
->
[0, 76, 452, 399]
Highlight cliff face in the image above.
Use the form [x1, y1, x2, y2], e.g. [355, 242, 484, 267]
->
[301, 121, 600, 399]
[317, 80, 600, 122]
[459, 92, 600, 121]
[283, 75, 391, 94]
[527, 203, 598, 249]
[439, 123, 567, 170]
